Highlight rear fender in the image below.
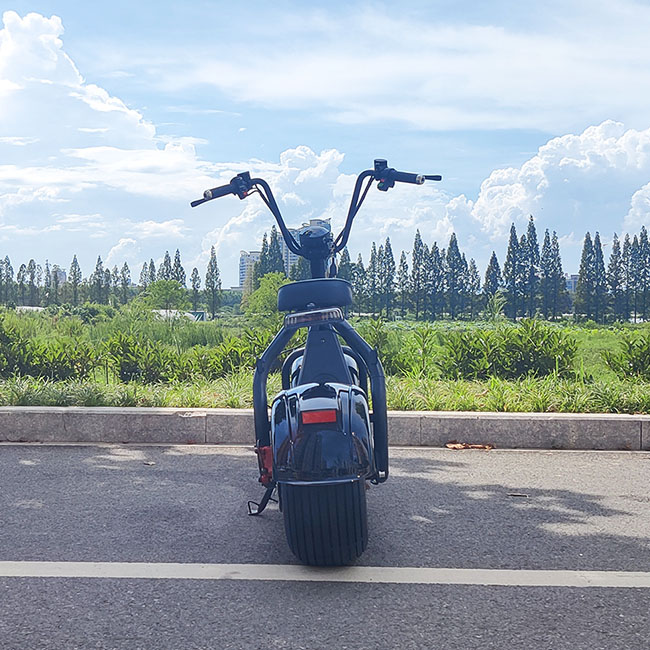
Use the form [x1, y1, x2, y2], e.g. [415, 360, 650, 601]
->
[271, 382, 374, 483]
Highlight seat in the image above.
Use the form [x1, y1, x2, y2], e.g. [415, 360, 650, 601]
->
[277, 278, 353, 312]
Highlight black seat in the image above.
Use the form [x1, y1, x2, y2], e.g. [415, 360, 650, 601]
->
[277, 278, 353, 312]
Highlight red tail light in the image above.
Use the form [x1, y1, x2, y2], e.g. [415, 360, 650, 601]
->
[301, 409, 338, 425]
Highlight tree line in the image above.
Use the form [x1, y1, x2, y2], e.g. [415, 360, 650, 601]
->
[0, 246, 225, 318]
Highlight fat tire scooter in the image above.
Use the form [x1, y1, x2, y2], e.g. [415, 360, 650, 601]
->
[191, 159, 441, 565]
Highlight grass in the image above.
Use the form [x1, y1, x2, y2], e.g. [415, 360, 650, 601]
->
[2, 373, 649, 414]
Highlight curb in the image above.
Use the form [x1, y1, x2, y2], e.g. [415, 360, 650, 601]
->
[0, 407, 648, 450]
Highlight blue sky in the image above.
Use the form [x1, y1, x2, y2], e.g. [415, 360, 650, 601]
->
[1, 1, 650, 286]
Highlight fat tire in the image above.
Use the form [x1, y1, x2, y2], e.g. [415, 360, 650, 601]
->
[280, 480, 368, 566]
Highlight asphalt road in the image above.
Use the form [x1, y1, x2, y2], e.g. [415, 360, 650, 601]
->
[1, 443, 649, 649]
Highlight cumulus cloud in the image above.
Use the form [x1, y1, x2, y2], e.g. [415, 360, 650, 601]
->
[454, 121, 650, 257]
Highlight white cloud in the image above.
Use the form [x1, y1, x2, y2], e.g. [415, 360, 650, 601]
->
[106, 237, 138, 266]
[127, 219, 187, 239]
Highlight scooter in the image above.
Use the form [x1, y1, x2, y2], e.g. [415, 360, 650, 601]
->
[191, 159, 441, 565]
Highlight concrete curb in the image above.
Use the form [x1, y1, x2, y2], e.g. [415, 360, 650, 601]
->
[0, 407, 649, 450]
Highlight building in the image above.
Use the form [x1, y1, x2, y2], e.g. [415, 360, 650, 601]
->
[279, 219, 331, 274]
[565, 274, 579, 292]
[239, 250, 261, 288]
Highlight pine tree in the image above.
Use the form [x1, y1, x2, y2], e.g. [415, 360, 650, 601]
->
[523, 216, 540, 316]
[51, 264, 60, 305]
[337, 248, 352, 281]
[550, 231, 568, 319]
[148, 259, 156, 284]
[158, 251, 172, 281]
[575, 233, 595, 320]
[267, 226, 285, 275]
[367, 242, 379, 316]
[607, 233, 625, 321]
[396, 251, 409, 318]
[379, 237, 396, 317]
[190, 267, 201, 311]
[205, 245, 222, 319]
[630, 235, 641, 322]
[410, 231, 426, 320]
[289, 257, 310, 280]
[539, 230, 553, 319]
[445, 233, 463, 319]
[484, 251, 502, 298]
[592, 232, 607, 323]
[467, 258, 481, 319]
[26, 259, 37, 306]
[69, 255, 82, 306]
[351, 254, 367, 315]
[139, 263, 149, 289]
[427, 243, 444, 321]
[90, 256, 104, 304]
[172, 249, 186, 287]
[17, 264, 27, 306]
[622, 234, 632, 321]
[3, 256, 13, 304]
[639, 226, 650, 323]
[43, 261, 52, 306]
[252, 233, 269, 290]
[119, 263, 131, 305]
[503, 224, 520, 319]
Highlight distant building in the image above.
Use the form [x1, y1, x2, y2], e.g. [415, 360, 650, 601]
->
[239, 250, 261, 288]
[565, 274, 579, 292]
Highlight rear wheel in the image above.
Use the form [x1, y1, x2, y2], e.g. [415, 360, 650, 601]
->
[280, 480, 368, 566]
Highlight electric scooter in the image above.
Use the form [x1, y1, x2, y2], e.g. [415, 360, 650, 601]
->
[191, 159, 441, 565]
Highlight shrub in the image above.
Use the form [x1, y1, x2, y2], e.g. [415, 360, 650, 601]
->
[603, 332, 650, 380]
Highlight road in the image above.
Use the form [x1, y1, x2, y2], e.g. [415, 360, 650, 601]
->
[1, 443, 649, 649]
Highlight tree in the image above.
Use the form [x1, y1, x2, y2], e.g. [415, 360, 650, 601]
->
[445, 233, 463, 319]
[69, 255, 82, 306]
[467, 258, 481, 319]
[366, 242, 379, 316]
[252, 233, 269, 290]
[639, 226, 650, 322]
[90, 256, 104, 303]
[427, 242, 444, 320]
[289, 257, 310, 280]
[143, 280, 190, 311]
[267, 226, 285, 275]
[503, 224, 520, 319]
[43, 261, 52, 306]
[591, 232, 607, 323]
[622, 234, 632, 321]
[337, 248, 352, 281]
[244, 272, 288, 318]
[172, 249, 186, 287]
[119, 263, 131, 305]
[630, 235, 641, 322]
[139, 262, 150, 289]
[3, 256, 13, 304]
[550, 231, 568, 319]
[158, 251, 172, 281]
[607, 233, 625, 321]
[190, 267, 201, 311]
[378, 237, 396, 317]
[575, 232, 595, 320]
[484, 251, 502, 298]
[148, 259, 156, 285]
[522, 216, 540, 316]
[205, 245, 222, 319]
[51, 264, 60, 305]
[351, 254, 367, 315]
[27, 259, 37, 306]
[396, 251, 409, 318]
[539, 230, 553, 319]
[410, 231, 426, 319]
[17, 264, 26, 305]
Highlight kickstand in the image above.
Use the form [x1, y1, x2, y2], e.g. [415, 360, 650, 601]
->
[247, 485, 277, 516]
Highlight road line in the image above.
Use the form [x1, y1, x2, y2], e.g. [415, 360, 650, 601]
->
[1, 562, 649, 588]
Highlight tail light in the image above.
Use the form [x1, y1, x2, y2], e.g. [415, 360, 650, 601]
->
[301, 409, 338, 425]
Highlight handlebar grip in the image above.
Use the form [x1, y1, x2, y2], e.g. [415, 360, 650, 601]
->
[391, 170, 425, 185]
[203, 183, 234, 200]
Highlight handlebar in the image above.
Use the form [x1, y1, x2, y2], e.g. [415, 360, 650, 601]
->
[190, 159, 441, 259]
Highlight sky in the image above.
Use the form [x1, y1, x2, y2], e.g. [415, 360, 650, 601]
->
[1, 1, 650, 287]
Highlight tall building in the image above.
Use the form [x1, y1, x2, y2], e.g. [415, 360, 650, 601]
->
[565, 273, 579, 292]
[239, 250, 261, 288]
[279, 218, 331, 274]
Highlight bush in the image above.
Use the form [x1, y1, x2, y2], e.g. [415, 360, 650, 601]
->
[435, 320, 577, 380]
[603, 332, 650, 380]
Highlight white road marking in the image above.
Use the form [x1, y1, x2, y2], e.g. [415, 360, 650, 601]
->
[1, 562, 649, 588]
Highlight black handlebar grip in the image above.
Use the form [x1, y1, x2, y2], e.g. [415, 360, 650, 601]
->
[391, 170, 425, 185]
[203, 183, 235, 200]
